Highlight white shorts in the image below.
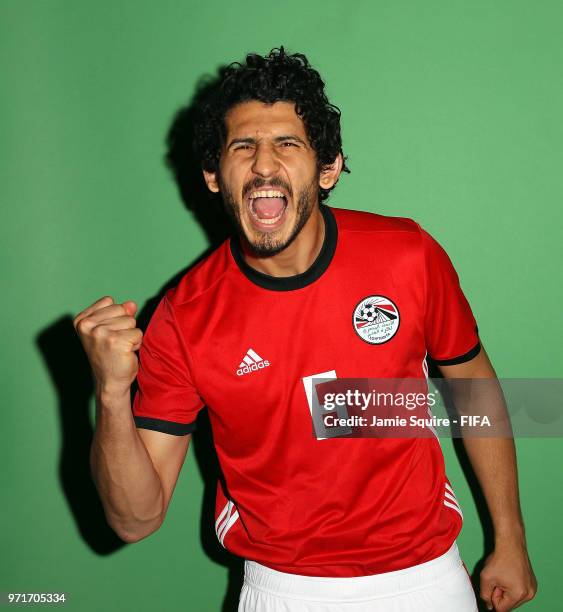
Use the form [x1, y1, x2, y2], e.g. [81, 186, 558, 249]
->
[238, 541, 478, 612]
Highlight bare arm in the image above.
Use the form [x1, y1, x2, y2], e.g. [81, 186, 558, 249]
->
[439, 348, 525, 543]
[439, 346, 537, 611]
[90, 388, 190, 542]
[75, 296, 189, 543]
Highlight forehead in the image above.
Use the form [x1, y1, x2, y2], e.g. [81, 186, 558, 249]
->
[224, 100, 308, 139]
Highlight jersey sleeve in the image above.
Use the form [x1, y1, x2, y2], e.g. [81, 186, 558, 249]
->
[132, 293, 204, 435]
[421, 228, 481, 365]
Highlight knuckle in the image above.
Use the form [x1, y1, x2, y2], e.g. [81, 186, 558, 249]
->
[91, 325, 105, 339]
[76, 318, 90, 335]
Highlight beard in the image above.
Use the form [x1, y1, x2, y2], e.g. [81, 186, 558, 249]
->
[219, 173, 319, 257]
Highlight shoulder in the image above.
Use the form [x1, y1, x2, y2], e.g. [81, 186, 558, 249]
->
[328, 206, 458, 270]
[328, 206, 451, 253]
[329, 205, 421, 235]
[329, 206, 426, 259]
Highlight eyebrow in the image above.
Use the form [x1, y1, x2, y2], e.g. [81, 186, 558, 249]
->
[227, 135, 307, 149]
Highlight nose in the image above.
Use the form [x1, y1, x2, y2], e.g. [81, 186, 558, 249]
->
[251, 143, 280, 177]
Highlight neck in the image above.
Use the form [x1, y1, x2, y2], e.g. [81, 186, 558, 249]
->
[241, 206, 325, 277]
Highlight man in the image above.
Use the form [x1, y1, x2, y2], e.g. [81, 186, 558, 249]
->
[74, 47, 537, 611]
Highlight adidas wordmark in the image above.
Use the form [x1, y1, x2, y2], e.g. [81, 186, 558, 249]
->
[237, 348, 271, 376]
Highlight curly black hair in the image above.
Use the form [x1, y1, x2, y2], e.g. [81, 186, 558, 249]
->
[193, 46, 350, 202]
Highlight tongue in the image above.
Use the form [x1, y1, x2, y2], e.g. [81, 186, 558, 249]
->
[253, 197, 285, 219]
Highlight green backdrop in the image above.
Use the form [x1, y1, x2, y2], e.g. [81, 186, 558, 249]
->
[2, 1, 561, 610]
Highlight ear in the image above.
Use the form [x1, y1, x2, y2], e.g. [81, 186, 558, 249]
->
[319, 153, 343, 190]
[203, 168, 221, 193]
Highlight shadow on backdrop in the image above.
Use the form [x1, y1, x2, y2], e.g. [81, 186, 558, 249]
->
[35, 67, 244, 611]
[36, 318, 124, 556]
[36, 66, 492, 611]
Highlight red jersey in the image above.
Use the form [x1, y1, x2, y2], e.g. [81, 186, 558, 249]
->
[132, 205, 480, 577]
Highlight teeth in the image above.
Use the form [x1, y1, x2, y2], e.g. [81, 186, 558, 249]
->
[249, 190, 286, 199]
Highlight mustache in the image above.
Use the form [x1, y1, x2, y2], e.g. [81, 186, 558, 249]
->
[242, 177, 293, 198]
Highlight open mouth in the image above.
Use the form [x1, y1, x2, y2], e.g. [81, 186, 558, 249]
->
[248, 189, 288, 227]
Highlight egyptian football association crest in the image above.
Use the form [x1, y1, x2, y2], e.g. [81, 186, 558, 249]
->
[353, 295, 400, 344]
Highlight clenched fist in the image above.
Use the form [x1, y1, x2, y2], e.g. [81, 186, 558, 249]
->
[74, 296, 143, 395]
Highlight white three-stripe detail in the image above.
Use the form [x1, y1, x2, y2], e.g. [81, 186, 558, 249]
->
[215, 501, 231, 532]
[444, 500, 464, 518]
[422, 352, 429, 379]
[444, 483, 463, 518]
[217, 502, 233, 540]
[215, 500, 239, 547]
[219, 511, 239, 546]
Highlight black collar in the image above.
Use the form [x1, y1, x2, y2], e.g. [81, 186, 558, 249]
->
[229, 204, 338, 291]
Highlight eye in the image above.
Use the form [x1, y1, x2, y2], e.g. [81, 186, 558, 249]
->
[281, 142, 298, 148]
[235, 144, 252, 151]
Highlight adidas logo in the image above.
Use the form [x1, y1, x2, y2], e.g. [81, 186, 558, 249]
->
[236, 348, 271, 376]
